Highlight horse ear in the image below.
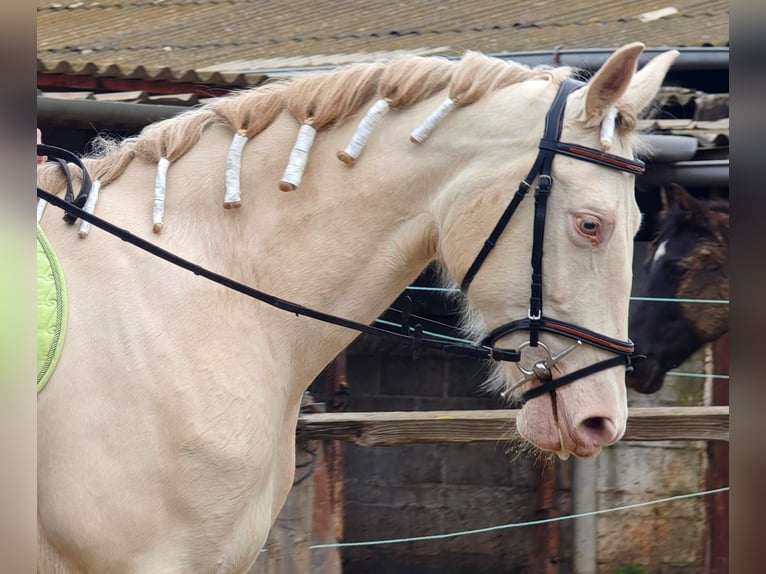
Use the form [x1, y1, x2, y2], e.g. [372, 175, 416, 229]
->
[621, 49, 681, 115]
[580, 42, 645, 121]
[661, 182, 695, 213]
[670, 183, 696, 216]
[659, 184, 671, 212]
[670, 183, 713, 226]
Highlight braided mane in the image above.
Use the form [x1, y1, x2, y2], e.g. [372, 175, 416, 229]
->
[38, 52, 573, 194]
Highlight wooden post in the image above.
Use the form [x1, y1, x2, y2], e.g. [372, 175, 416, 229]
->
[705, 334, 729, 574]
[306, 356, 346, 574]
[309, 441, 343, 573]
[528, 459, 560, 573]
[326, 354, 347, 541]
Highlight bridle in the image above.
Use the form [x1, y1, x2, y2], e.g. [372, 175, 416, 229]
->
[36, 77, 644, 405]
[460, 77, 645, 402]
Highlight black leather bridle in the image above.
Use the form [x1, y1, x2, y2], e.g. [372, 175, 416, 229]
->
[37, 77, 644, 404]
[460, 78, 644, 402]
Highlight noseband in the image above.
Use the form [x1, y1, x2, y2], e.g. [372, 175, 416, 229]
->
[460, 78, 645, 403]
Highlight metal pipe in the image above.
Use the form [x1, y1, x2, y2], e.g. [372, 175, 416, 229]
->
[638, 135, 699, 163]
[573, 457, 598, 574]
[37, 95, 185, 131]
[637, 160, 729, 189]
[492, 47, 728, 72]
[249, 47, 728, 78]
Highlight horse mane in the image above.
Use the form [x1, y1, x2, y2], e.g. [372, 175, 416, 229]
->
[377, 55, 454, 108]
[37, 52, 573, 195]
[210, 82, 289, 138]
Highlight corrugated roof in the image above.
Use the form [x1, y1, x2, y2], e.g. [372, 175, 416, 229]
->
[38, 0, 729, 88]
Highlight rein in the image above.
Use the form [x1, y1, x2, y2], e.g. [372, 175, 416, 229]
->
[36, 177, 520, 366]
[37, 144, 92, 224]
[37, 79, 644, 404]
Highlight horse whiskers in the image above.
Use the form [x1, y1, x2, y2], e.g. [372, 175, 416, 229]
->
[504, 437, 551, 466]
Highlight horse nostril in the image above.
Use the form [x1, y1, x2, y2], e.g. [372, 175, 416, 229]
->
[584, 417, 604, 430]
[578, 416, 618, 448]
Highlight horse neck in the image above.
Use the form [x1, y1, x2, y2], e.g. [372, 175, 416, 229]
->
[237, 86, 546, 361]
[133, 111, 454, 385]
[96, 83, 542, 391]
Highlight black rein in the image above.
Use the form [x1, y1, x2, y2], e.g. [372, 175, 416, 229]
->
[36, 171, 520, 365]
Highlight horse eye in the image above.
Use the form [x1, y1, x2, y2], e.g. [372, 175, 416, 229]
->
[575, 216, 601, 238]
[664, 260, 686, 279]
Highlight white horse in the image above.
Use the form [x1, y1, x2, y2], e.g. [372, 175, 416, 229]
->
[37, 43, 678, 573]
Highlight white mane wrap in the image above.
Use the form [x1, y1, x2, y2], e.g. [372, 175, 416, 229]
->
[153, 157, 170, 233]
[600, 106, 618, 150]
[37, 199, 47, 223]
[77, 179, 101, 238]
[224, 131, 248, 208]
[337, 99, 391, 165]
[279, 124, 316, 191]
[409, 97, 456, 144]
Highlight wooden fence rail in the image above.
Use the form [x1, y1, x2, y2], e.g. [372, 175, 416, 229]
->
[298, 406, 729, 446]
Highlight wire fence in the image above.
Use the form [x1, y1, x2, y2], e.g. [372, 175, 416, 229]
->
[269, 284, 729, 557]
[257, 487, 729, 552]
[404, 285, 730, 305]
[370, 285, 731, 382]
[311, 487, 729, 549]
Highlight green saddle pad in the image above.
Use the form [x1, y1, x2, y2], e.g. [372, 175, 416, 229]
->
[37, 225, 67, 393]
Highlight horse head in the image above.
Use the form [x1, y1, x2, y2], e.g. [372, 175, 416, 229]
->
[627, 183, 729, 393]
[437, 43, 678, 457]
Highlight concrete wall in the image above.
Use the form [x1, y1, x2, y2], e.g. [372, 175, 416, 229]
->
[591, 349, 711, 574]
[339, 344, 557, 574]
[334, 342, 713, 574]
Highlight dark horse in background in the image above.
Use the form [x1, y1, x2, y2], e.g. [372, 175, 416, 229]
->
[627, 183, 729, 393]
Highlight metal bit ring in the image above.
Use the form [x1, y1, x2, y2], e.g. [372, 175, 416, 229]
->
[500, 340, 583, 398]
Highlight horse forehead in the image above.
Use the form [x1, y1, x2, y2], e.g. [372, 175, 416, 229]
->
[651, 230, 694, 263]
[550, 163, 634, 214]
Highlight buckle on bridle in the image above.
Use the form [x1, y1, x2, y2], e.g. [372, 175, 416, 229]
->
[537, 174, 553, 191]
